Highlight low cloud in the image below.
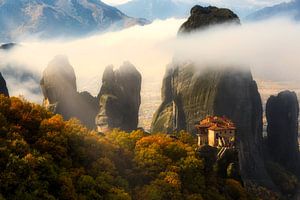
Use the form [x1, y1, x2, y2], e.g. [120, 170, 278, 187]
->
[174, 18, 300, 81]
[0, 64, 42, 103]
[1, 17, 300, 104]
[0, 18, 182, 101]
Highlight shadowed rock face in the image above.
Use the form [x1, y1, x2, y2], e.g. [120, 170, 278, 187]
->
[152, 5, 274, 188]
[0, 72, 9, 96]
[96, 62, 141, 133]
[266, 91, 300, 176]
[40, 55, 98, 129]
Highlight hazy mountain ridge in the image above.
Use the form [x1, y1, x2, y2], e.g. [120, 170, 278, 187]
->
[247, 0, 300, 21]
[0, 0, 147, 42]
[117, 0, 204, 20]
[116, 0, 285, 21]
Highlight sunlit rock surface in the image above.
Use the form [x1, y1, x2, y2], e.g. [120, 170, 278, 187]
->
[40, 55, 98, 129]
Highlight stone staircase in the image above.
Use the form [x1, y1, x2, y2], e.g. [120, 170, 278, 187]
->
[217, 147, 228, 160]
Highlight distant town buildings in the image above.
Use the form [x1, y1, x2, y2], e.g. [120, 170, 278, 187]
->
[196, 116, 236, 148]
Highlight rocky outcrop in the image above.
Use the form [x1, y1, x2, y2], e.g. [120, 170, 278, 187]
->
[0, 72, 9, 96]
[178, 5, 240, 34]
[152, 5, 274, 188]
[40, 55, 98, 129]
[266, 91, 300, 176]
[41, 56, 141, 131]
[0, 43, 16, 50]
[96, 62, 141, 133]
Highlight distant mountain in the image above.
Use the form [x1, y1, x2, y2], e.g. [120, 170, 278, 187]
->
[116, 0, 265, 21]
[246, 0, 300, 21]
[0, 0, 148, 42]
[0, 43, 17, 50]
[117, 0, 205, 20]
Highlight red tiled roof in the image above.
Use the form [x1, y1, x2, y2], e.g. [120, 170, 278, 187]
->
[196, 116, 236, 131]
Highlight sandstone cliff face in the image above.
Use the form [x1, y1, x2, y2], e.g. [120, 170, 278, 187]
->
[0, 72, 9, 96]
[96, 62, 141, 133]
[266, 91, 300, 175]
[152, 5, 274, 188]
[40, 55, 98, 129]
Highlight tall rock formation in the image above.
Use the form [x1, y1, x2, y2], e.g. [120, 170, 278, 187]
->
[266, 91, 300, 176]
[152, 5, 274, 188]
[40, 55, 98, 129]
[0, 72, 9, 96]
[96, 62, 141, 133]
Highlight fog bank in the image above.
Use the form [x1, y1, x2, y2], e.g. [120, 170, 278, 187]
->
[1, 17, 300, 105]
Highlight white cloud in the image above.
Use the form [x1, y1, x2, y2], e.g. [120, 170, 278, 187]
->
[1, 17, 300, 104]
[0, 18, 182, 100]
[173, 18, 300, 81]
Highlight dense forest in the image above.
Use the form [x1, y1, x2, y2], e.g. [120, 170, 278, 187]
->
[0, 95, 296, 200]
